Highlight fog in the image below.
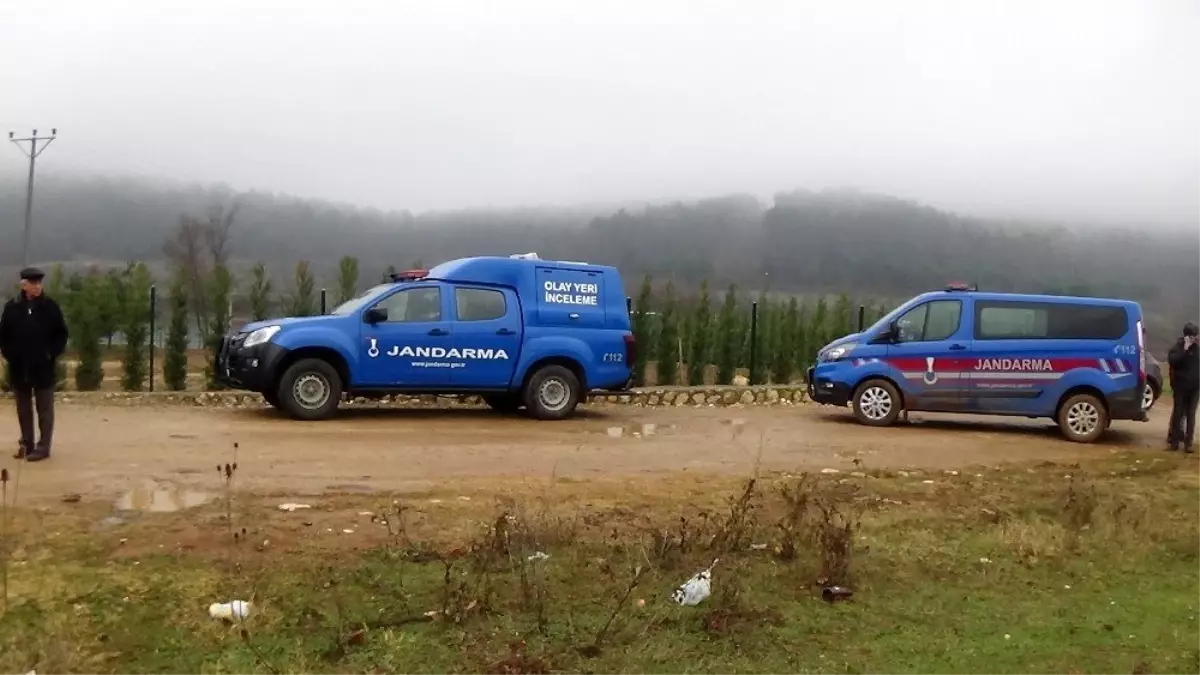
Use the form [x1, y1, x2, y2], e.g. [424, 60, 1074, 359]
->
[2, 0, 1197, 226]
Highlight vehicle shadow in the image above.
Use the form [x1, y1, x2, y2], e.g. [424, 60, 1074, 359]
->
[233, 405, 616, 423]
[822, 412, 1142, 446]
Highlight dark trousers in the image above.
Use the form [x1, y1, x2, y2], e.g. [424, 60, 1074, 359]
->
[14, 385, 55, 454]
[1167, 387, 1199, 449]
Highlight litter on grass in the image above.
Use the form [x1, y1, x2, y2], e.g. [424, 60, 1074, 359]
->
[671, 558, 719, 606]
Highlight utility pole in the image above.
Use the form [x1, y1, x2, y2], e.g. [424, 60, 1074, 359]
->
[8, 128, 58, 269]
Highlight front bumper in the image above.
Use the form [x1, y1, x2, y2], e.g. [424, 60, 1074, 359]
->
[216, 337, 288, 392]
[807, 366, 852, 407]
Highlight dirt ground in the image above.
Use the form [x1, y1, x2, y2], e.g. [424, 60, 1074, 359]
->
[2, 399, 1177, 506]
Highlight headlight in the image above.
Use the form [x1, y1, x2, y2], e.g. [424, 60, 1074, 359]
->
[824, 344, 855, 361]
[242, 325, 281, 348]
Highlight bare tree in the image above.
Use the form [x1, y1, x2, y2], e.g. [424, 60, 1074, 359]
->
[162, 201, 238, 344]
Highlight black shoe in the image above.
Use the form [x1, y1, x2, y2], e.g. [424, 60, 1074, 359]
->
[24, 451, 49, 462]
[1167, 442, 1179, 451]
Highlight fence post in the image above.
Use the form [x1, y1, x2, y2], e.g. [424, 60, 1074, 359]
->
[626, 296, 632, 316]
[748, 301, 759, 386]
[857, 305, 865, 332]
[148, 285, 157, 393]
[320, 288, 327, 315]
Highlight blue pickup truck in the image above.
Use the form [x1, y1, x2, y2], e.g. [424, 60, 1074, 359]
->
[217, 254, 636, 420]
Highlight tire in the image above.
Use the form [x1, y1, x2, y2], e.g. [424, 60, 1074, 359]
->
[276, 358, 342, 421]
[1142, 381, 1158, 411]
[852, 379, 902, 427]
[483, 394, 522, 413]
[1058, 393, 1108, 443]
[522, 365, 581, 420]
[262, 390, 281, 408]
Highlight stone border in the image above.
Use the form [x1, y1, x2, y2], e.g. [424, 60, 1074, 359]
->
[1, 385, 811, 409]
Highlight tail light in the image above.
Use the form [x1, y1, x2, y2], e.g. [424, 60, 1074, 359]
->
[1136, 319, 1145, 379]
[623, 333, 637, 368]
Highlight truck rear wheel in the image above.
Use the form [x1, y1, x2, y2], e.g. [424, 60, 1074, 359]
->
[277, 358, 342, 421]
[523, 365, 580, 420]
[1058, 393, 1108, 443]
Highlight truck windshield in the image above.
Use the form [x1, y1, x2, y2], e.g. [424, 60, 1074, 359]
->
[330, 284, 393, 316]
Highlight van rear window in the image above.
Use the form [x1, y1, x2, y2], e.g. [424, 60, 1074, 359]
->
[975, 302, 1128, 340]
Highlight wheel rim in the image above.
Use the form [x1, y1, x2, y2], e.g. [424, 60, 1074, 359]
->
[1142, 384, 1154, 410]
[538, 377, 570, 412]
[859, 386, 892, 421]
[1066, 401, 1100, 437]
[293, 373, 331, 410]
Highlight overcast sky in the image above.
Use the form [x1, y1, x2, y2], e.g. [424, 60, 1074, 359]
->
[2, 0, 1197, 225]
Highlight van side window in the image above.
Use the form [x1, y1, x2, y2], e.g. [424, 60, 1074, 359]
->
[977, 305, 1046, 339]
[975, 301, 1127, 340]
[372, 287, 441, 322]
[895, 300, 962, 342]
[455, 288, 506, 321]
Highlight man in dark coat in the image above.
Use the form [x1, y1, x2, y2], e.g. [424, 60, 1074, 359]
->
[0, 267, 69, 462]
[1166, 321, 1200, 453]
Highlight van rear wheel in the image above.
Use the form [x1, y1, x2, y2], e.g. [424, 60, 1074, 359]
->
[1058, 393, 1108, 443]
[523, 366, 580, 420]
[852, 379, 902, 427]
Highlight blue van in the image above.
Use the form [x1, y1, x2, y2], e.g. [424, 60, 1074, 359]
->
[807, 285, 1148, 443]
[217, 254, 635, 421]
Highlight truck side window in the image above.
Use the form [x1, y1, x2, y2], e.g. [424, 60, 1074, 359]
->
[455, 288, 506, 321]
[373, 287, 441, 322]
[896, 300, 962, 342]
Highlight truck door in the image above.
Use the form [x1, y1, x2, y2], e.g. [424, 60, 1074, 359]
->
[446, 285, 522, 388]
[884, 298, 969, 412]
[357, 284, 453, 387]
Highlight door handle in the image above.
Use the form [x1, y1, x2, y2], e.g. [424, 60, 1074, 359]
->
[428, 328, 449, 336]
[949, 344, 966, 351]
[568, 313, 580, 320]
[496, 328, 515, 336]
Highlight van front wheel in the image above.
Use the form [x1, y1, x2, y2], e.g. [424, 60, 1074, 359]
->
[852, 379, 902, 427]
[523, 366, 580, 420]
[1058, 393, 1108, 443]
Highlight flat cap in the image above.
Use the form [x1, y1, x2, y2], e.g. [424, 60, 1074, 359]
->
[19, 267, 45, 281]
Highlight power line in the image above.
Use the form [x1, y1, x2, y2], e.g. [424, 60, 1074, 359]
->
[8, 127, 58, 269]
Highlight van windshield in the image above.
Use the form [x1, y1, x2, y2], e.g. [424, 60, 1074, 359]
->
[863, 301, 914, 336]
[330, 284, 393, 316]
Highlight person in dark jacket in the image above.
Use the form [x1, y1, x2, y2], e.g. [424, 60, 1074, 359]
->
[0, 267, 69, 462]
[1166, 321, 1199, 453]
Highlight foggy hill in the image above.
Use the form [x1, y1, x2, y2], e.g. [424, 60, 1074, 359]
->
[0, 172, 1196, 341]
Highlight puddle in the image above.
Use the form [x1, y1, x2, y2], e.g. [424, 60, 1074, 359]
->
[115, 480, 214, 513]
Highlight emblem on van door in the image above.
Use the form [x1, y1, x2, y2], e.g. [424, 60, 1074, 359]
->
[923, 357, 939, 385]
[367, 337, 380, 358]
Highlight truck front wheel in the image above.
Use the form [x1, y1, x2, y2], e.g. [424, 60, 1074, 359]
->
[277, 358, 343, 421]
[523, 366, 580, 420]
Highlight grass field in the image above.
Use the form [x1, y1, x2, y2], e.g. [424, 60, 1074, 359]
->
[0, 451, 1197, 673]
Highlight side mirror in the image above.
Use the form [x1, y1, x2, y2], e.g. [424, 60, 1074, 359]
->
[872, 322, 899, 344]
[363, 307, 388, 324]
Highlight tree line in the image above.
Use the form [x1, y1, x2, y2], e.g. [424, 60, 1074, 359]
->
[2, 197, 888, 393]
[630, 276, 887, 386]
[0, 204, 374, 393]
[3, 175, 1194, 346]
